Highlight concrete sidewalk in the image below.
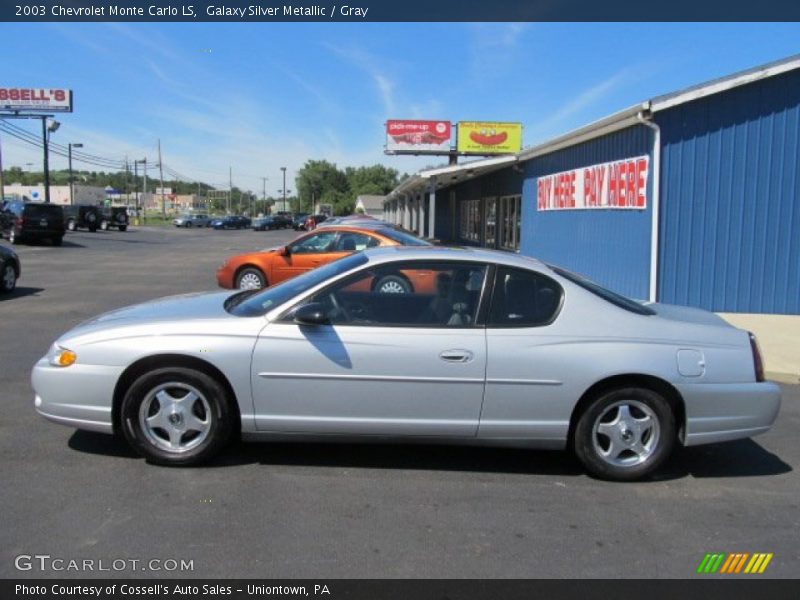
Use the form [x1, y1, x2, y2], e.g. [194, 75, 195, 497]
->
[719, 313, 799, 385]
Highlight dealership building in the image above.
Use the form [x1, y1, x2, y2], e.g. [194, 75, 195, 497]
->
[385, 54, 800, 318]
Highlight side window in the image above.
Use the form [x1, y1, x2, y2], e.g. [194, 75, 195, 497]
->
[488, 267, 563, 327]
[290, 231, 337, 254]
[333, 232, 374, 252]
[288, 262, 489, 328]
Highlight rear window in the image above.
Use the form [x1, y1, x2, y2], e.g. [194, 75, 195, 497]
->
[377, 228, 431, 247]
[24, 204, 64, 218]
[549, 265, 655, 316]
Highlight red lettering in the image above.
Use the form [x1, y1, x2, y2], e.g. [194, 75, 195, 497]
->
[626, 160, 636, 207]
[597, 166, 606, 207]
[636, 158, 647, 207]
[583, 168, 592, 206]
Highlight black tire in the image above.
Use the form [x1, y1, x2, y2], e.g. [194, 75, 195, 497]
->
[118, 225, 127, 232]
[88, 226, 98, 233]
[235, 267, 266, 290]
[52, 236, 63, 247]
[67, 219, 77, 232]
[120, 367, 234, 466]
[374, 274, 412, 294]
[1, 260, 17, 292]
[573, 387, 675, 481]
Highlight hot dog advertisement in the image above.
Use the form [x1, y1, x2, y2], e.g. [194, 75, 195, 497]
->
[386, 119, 452, 154]
[457, 121, 522, 155]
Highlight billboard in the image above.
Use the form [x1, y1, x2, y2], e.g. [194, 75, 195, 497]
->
[537, 156, 649, 211]
[457, 121, 522, 154]
[0, 88, 73, 113]
[386, 119, 451, 154]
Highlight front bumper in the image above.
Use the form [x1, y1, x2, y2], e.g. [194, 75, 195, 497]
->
[31, 357, 124, 434]
[679, 381, 782, 446]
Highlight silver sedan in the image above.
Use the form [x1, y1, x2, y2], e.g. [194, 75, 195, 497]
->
[32, 247, 781, 480]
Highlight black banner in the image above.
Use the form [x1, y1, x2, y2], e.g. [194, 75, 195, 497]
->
[2, 0, 800, 22]
[4, 580, 800, 600]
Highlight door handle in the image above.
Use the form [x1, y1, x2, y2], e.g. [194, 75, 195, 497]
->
[439, 349, 474, 363]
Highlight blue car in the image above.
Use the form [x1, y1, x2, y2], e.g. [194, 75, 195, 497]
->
[211, 216, 250, 230]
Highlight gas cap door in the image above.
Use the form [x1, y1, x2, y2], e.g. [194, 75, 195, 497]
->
[677, 349, 706, 377]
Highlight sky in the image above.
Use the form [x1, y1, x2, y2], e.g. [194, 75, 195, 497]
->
[2, 22, 800, 194]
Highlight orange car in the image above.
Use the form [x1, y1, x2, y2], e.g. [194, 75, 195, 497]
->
[216, 225, 432, 291]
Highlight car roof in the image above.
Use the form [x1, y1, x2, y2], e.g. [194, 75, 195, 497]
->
[358, 245, 547, 269]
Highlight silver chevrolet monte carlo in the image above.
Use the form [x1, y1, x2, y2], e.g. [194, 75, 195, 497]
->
[32, 246, 781, 480]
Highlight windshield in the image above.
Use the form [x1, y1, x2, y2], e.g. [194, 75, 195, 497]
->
[378, 228, 431, 246]
[226, 252, 369, 317]
[548, 265, 655, 316]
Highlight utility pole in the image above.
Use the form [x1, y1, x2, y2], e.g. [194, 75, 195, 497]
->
[42, 117, 51, 203]
[281, 166, 287, 212]
[157, 139, 165, 217]
[142, 158, 147, 224]
[68, 142, 83, 205]
[261, 177, 267, 215]
[133, 160, 139, 223]
[228, 166, 232, 214]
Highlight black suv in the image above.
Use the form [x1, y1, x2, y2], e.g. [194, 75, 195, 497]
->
[63, 204, 102, 232]
[98, 206, 129, 231]
[1, 201, 65, 246]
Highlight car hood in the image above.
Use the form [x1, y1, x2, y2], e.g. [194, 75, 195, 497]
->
[63, 291, 236, 340]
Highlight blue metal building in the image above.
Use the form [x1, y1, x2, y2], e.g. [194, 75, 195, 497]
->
[385, 54, 800, 315]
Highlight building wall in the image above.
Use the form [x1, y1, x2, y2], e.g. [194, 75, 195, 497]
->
[520, 125, 654, 300]
[656, 69, 800, 314]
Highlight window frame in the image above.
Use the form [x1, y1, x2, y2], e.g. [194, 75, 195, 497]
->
[486, 265, 565, 329]
[278, 259, 495, 329]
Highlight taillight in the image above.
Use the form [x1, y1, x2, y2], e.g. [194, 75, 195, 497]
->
[749, 332, 765, 382]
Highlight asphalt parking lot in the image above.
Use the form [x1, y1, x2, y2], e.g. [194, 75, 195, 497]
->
[0, 226, 798, 579]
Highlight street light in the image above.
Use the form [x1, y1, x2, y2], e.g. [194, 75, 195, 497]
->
[42, 118, 60, 203]
[68, 143, 83, 205]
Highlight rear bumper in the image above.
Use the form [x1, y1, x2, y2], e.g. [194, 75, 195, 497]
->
[678, 381, 781, 446]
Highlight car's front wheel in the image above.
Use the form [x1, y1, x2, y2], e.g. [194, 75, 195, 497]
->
[573, 387, 675, 481]
[374, 274, 411, 294]
[235, 267, 266, 290]
[1, 261, 17, 292]
[120, 367, 234, 466]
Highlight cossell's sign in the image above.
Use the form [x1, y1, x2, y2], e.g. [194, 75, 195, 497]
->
[386, 120, 451, 154]
[0, 87, 73, 112]
[457, 121, 522, 154]
[537, 156, 649, 211]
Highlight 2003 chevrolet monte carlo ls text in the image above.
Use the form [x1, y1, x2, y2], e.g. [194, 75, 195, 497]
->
[32, 246, 781, 481]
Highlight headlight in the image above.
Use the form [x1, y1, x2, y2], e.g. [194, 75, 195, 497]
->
[48, 344, 77, 367]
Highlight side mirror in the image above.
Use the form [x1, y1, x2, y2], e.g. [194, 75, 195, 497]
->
[279, 245, 291, 256]
[293, 302, 329, 326]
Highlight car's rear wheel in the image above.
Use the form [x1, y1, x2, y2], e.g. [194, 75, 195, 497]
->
[1, 261, 17, 292]
[574, 387, 675, 481]
[67, 219, 77, 232]
[236, 267, 266, 290]
[120, 367, 234, 466]
[119, 225, 127, 232]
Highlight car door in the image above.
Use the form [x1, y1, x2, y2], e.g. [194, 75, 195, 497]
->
[270, 230, 344, 284]
[251, 260, 490, 436]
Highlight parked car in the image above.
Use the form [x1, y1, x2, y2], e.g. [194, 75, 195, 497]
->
[211, 216, 250, 230]
[292, 213, 310, 230]
[63, 204, 101, 232]
[273, 211, 294, 229]
[1, 201, 65, 246]
[0, 244, 20, 292]
[98, 207, 129, 231]
[251, 216, 281, 231]
[33, 246, 781, 479]
[216, 225, 430, 290]
[173, 213, 211, 228]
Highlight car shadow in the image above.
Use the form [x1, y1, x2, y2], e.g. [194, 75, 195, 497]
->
[68, 430, 139, 459]
[67, 431, 792, 480]
[2, 286, 44, 299]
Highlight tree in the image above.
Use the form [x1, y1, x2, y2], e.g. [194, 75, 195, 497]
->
[295, 160, 349, 214]
[345, 165, 399, 197]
